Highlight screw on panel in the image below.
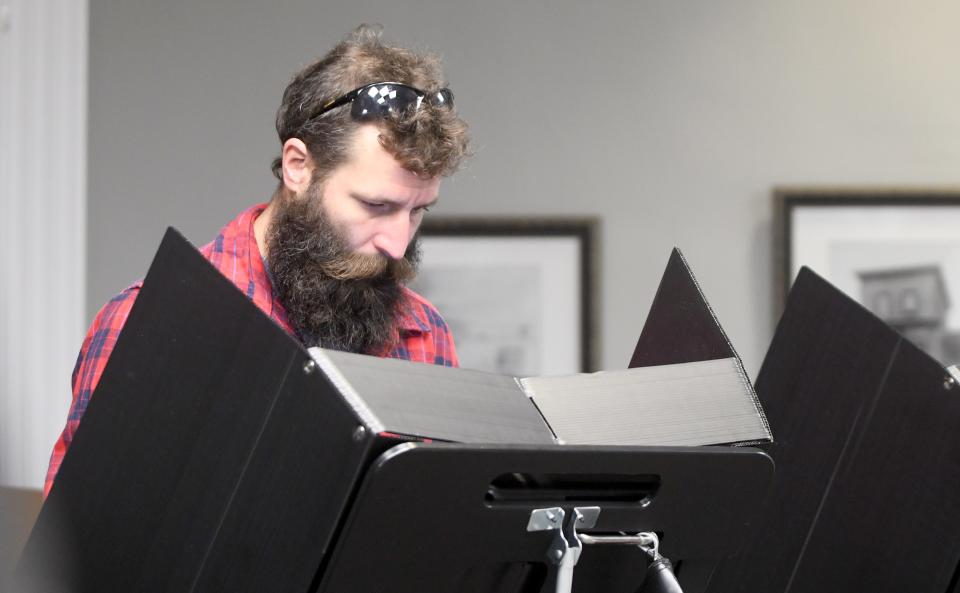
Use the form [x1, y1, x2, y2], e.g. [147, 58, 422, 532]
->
[944, 365, 960, 391]
[353, 425, 367, 441]
[303, 359, 316, 374]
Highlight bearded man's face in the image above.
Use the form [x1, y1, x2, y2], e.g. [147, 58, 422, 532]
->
[265, 125, 441, 354]
[266, 178, 421, 354]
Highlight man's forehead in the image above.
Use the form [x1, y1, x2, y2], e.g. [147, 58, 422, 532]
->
[343, 125, 441, 191]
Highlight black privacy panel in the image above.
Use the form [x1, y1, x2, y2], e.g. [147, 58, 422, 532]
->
[708, 267, 960, 593]
[630, 249, 736, 368]
[17, 228, 372, 593]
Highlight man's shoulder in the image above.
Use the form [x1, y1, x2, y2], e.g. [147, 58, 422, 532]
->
[91, 203, 264, 327]
[88, 280, 143, 335]
[395, 285, 458, 367]
[100, 282, 143, 314]
[399, 286, 451, 333]
[197, 203, 268, 259]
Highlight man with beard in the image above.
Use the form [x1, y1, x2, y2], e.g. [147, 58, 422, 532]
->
[43, 26, 470, 497]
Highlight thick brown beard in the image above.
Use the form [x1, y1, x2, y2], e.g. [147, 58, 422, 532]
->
[265, 185, 421, 354]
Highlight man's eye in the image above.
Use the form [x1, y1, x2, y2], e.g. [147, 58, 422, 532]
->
[414, 206, 431, 215]
[361, 200, 386, 209]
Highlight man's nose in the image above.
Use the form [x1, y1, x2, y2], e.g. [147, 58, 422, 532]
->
[372, 214, 411, 260]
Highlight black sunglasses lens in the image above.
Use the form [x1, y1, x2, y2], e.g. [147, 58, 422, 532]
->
[433, 88, 454, 107]
[351, 84, 422, 120]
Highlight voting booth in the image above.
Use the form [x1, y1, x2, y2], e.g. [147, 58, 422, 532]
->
[15, 231, 782, 593]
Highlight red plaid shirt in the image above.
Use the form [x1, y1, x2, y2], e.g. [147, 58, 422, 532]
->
[45, 203, 457, 496]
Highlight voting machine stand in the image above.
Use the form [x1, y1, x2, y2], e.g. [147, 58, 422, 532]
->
[14, 229, 774, 593]
[304, 443, 771, 593]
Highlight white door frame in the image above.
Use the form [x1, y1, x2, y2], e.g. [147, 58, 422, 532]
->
[0, 0, 88, 490]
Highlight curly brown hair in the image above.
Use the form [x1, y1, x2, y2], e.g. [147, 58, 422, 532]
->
[272, 25, 470, 182]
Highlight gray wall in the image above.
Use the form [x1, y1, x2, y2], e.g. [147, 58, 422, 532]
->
[89, 0, 960, 376]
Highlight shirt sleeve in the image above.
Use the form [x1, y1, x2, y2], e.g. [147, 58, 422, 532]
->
[43, 286, 141, 498]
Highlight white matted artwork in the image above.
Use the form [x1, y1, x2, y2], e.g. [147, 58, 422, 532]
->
[777, 190, 960, 366]
[409, 219, 597, 376]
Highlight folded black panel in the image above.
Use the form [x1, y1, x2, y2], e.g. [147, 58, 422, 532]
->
[15, 235, 776, 593]
[709, 267, 960, 593]
[16, 228, 384, 593]
[630, 248, 736, 368]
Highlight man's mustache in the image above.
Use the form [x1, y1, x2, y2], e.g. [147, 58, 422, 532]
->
[319, 251, 417, 282]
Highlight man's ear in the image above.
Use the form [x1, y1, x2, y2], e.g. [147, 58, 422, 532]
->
[281, 138, 313, 194]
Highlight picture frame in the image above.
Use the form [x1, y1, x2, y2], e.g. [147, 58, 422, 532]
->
[410, 217, 599, 376]
[775, 187, 960, 366]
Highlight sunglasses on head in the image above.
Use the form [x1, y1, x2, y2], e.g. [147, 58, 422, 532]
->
[305, 82, 454, 123]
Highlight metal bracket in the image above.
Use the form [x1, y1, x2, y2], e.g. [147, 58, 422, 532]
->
[572, 506, 600, 530]
[528, 506, 667, 593]
[525, 507, 599, 593]
[580, 531, 661, 560]
[527, 507, 568, 565]
[527, 507, 565, 533]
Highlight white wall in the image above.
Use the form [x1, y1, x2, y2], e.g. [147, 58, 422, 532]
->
[0, 0, 88, 489]
[1, 0, 953, 486]
[85, 0, 960, 380]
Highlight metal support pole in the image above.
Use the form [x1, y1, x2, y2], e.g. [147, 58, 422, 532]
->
[527, 506, 683, 593]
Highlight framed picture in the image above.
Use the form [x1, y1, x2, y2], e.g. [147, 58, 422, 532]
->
[410, 218, 599, 376]
[776, 188, 960, 366]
